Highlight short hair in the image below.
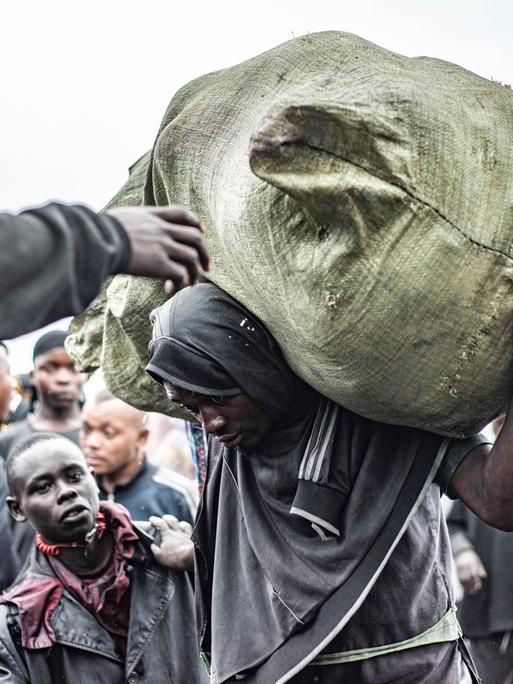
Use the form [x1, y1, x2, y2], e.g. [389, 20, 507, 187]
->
[93, 389, 117, 404]
[6, 432, 77, 494]
[89, 389, 146, 424]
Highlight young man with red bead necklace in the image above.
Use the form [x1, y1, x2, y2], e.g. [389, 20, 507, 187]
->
[0, 433, 202, 683]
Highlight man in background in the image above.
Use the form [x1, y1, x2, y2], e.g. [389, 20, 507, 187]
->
[81, 391, 197, 524]
[448, 416, 513, 684]
[0, 330, 83, 461]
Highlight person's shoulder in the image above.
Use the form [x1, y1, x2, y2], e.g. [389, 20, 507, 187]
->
[152, 467, 198, 500]
[150, 466, 198, 518]
[436, 432, 493, 499]
[0, 420, 33, 457]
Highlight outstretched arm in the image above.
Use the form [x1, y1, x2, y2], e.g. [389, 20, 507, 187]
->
[0, 203, 209, 339]
[451, 402, 513, 530]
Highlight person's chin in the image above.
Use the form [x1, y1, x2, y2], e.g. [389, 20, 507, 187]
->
[85, 458, 107, 473]
[50, 397, 76, 410]
[58, 510, 95, 539]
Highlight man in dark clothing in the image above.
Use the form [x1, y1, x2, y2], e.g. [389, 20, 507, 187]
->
[0, 433, 207, 683]
[448, 416, 513, 684]
[0, 202, 210, 340]
[81, 390, 197, 523]
[144, 283, 512, 684]
[0, 330, 83, 566]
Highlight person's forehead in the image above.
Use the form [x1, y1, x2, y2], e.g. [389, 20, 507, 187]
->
[165, 383, 205, 401]
[83, 399, 141, 426]
[15, 442, 86, 482]
[34, 347, 73, 367]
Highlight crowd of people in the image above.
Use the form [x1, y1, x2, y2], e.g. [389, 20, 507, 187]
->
[0, 198, 512, 684]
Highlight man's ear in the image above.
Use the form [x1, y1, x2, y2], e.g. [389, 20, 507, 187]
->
[6, 496, 26, 523]
[138, 427, 149, 448]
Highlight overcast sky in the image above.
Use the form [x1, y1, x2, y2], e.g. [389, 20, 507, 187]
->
[2, 0, 512, 370]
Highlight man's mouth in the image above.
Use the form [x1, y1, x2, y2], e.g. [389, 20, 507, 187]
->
[85, 455, 106, 468]
[60, 505, 89, 522]
[217, 432, 242, 448]
[51, 392, 75, 402]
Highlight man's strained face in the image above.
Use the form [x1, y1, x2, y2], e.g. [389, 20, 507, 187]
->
[164, 382, 274, 451]
[9, 440, 99, 544]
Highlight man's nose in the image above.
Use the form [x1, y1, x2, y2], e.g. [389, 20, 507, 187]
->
[56, 482, 78, 504]
[82, 430, 102, 449]
[200, 406, 227, 435]
[54, 367, 74, 384]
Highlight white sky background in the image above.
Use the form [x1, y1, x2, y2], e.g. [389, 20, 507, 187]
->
[1, 0, 512, 372]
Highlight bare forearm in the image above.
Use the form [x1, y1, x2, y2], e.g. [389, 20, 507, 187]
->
[452, 399, 513, 530]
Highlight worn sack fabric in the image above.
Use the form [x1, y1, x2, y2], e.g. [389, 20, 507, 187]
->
[78, 32, 513, 436]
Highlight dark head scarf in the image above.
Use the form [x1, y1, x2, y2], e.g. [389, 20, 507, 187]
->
[146, 283, 312, 421]
[33, 330, 69, 361]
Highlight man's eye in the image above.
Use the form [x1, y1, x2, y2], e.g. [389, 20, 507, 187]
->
[34, 482, 51, 494]
[68, 472, 83, 482]
[210, 396, 226, 405]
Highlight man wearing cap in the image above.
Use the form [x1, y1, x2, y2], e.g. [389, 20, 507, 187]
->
[0, 330, 83, 462]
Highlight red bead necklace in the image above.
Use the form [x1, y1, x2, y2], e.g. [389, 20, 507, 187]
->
[36, 512, 107, 556]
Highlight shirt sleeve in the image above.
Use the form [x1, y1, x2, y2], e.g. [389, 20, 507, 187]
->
[435, 433, 492, 499]
[0, 202, 131, 339]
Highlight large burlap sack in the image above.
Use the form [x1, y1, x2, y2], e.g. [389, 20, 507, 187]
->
[77, 32, 513, 437]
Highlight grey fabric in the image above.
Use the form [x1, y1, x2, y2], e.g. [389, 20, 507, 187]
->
[0, 203, 131, 340]
[193, 413, 452, 682]
[325, 483, 455, 653]
[290, 640, 477, 684]
[471, 633, 513, 684]
[0, 531, 207, 684]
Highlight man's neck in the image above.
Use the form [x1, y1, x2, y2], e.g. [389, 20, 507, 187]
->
[31, 404, 81, 432]
[57, 532, 114, 577]
[101, 457, 144, 496]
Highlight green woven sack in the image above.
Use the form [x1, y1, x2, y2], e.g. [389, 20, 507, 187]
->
[75, 32, 513, 437]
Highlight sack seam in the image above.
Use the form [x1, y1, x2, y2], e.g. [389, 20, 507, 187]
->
[278, 140, 513, 262]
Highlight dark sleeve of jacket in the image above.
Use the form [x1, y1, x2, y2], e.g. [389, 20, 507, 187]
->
[447, 499, 475, 558]
[0, 202, 131, 339]
[0, 606, 29, 683]
[0, 462, 20, 592]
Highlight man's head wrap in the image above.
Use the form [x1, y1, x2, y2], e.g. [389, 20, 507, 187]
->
[146, 284, 313, 421]
[32, 330, 69, 362]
